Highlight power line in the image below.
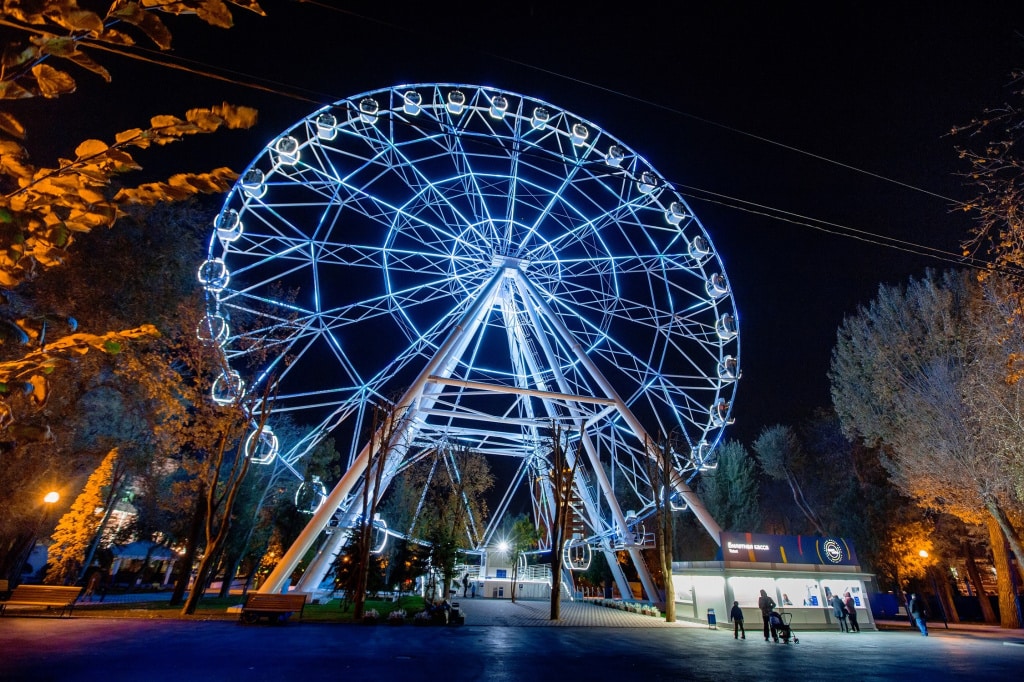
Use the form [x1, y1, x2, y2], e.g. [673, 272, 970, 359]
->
[7, 5, 999, 277]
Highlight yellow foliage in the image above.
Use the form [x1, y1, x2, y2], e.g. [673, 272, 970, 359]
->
[1, 107, 256, 287]
[31, 63, 76, 98]
[74, 139, 110, 159]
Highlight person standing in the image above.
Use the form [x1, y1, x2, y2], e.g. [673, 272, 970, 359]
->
[758, 589, 777, 642]
[844, 591, 860, 632]
[909, 593, 929, 636]
[730, 600, 746, 639]
[831, 593, 849, 632]
[462, 574, 469, 598]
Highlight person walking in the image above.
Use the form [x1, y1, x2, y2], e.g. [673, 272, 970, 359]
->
[730, 600, 746, 639]
[758, 589, 777, 642]
[843, 592, 860, 632]
[909, 593, 929, 636]
[831, 593, 849, 632]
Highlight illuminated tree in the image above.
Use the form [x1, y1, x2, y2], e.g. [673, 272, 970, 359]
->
[44, 447, 123, 585]
[830, 269, 1024, 627]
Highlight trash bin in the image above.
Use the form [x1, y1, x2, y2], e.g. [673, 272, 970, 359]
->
[707, 607, 717, 629]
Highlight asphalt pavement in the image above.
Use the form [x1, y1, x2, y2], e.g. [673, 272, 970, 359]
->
[2, 599, 1022, 681]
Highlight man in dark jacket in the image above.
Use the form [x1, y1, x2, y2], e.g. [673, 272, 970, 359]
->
[758, 589, 777, 642]
[831, 593, 849, 632]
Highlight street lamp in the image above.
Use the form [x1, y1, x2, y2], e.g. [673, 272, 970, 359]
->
[918, 549, 949, 629]
[43, 491, 59, 505]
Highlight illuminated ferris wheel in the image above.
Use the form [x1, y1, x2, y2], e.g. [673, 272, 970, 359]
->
[199, 84, 740, 598]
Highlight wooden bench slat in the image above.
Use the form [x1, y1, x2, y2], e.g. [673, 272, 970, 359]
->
[0, 585, 81, 617]
[239, 592, 308, 624]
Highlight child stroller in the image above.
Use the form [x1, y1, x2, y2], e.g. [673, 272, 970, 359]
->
[769, 610, 799, 644]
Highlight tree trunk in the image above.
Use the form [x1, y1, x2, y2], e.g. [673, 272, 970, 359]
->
[987, 516, 1021, 629]
[169, 493, 205, 606]
[984, 497, 1024, 584]
[934, 566, 960, 624]
[218, 551, 242, 598]
[1, 533, 37, 588]
[962, 539, 997, 624]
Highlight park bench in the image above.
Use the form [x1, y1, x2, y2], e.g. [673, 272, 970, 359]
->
[239, 591, 309, 624]
[0, 584, 82, 617]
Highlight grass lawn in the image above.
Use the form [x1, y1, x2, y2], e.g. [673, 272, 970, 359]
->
[73, 595, 427, 622]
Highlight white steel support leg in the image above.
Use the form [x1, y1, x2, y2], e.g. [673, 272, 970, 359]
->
[260, 270, 506, 594]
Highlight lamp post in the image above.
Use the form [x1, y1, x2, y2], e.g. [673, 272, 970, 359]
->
[919, 550, 949, 629]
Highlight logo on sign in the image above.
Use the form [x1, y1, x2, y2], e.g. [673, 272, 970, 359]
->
[822, 539, 844, 564]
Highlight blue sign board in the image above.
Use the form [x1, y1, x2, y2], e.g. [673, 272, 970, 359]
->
[719, 532, 859, 566]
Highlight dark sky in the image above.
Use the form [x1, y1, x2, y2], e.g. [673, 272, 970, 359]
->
[14, 1, 1024, 446]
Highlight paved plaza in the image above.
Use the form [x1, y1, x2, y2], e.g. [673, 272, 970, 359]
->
[2, 599, 1023, 681]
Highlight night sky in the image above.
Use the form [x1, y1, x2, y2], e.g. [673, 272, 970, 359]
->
[13, 1, 1023, 446]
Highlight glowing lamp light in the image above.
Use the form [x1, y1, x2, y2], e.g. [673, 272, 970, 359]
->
[197, 258, 230, 292]
[637, 171, 657, 194]
[403, 90, 422, 115]
[315, 113, 338, 140]
[446, 90, 466, 115]
[359, 97, 379, 124]
[570, 123, 589, 146]
[919, 550, 929, 558]
[44, 491, 60, 504]
[215, 209, 243, 243]
[240, 168, 267, 198]
[496, 540, 510, 553]
[606, 144, 625, 167]
[531, 106, 550, 129]
[274, 135, 300, 165]
[489, 95, 508, 118]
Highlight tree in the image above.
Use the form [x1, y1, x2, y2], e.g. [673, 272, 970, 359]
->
[951, 70, 1024, 380]
[348, 401, 399, 620]
[699, 439, 761, 533]
[180, 383, 273, 616]
[830, 269, 1024, 627]
[418, 444, 492, 603]
[752, 425, 827, 535]
[505, 515, 538, 604]
[0, 1, 262, 289]
[44, 447, 123, 585]
[644, 433, 677, 622]
[547, 422, 577, 620]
